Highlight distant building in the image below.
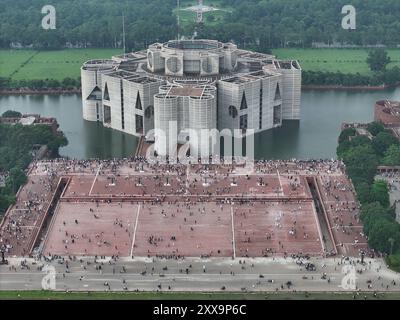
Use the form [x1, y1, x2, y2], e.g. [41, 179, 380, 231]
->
[374, 100, 400, 127]
[0, 114, 59, 134]
[81, 39, 302, 155]
[374, 100, 400, 139]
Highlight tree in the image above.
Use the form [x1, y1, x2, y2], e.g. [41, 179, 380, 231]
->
[367, 49, 391, 72]
[370, 180, 390, 208]
[206, 14, 216, 23]
[7, 168, 27, 193]
[368, 219, 400, 254]
[338, 127, 356, 144]
[372, 131, 399, 156]
[360, 202, 392, 236]
[367, 122, 385, 136]
[342, 144, 379, 185]
[1, 110, 22, 118]
[0, 122, 68, 214]
[383, 66, 400, 86]
[0, 194, 15, 213]
[383, 145, 400, 166]
[386, 252, 400, 272]
[355, 182, 371, 204]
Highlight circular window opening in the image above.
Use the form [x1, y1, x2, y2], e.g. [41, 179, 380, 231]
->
[166, 57, 182, 73]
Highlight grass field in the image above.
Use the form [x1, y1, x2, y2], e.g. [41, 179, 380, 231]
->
[0, 291, 399, 300]
[1, 48, 400, 82]
[0, 49, 121, 81]
[0, 50, 38, 78]
[273, 48, 400, 75]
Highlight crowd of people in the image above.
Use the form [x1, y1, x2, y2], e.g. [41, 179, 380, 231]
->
[319, 174, 369, 257]
[0, 170, 58, 256]
[0, 157, 359, 258]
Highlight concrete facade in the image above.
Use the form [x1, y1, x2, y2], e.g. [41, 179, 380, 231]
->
[81, 39, 302, 156]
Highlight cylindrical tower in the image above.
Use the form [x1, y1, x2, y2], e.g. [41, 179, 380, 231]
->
[188, 94, 216, 156]
[154, 94, 179, 156]
[195, 85, 217, 127]
[81, 59, 117, 122]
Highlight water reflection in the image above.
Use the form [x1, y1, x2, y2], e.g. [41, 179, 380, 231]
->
[82, 121, 137, 159]
[1, 88, 400, 160]
[255, 121, 300, 160]
[0, 94, 138, 159]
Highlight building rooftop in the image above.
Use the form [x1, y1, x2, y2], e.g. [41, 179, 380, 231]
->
[104, 70, 138, 80]
[165, 39, 222, 51]
[126, 76, 161, 84]
[168, 86, 204, 97]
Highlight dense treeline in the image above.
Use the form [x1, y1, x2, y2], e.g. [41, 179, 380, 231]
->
[215, 0, 400, 47]
[1, 70, 399, 89]
[1, 0, 400, 50]
[337, 122, 400, 271]
[0, 117, 68, 213]
[0, 0, 177, 50]
[0, 77, 81, 89]
[303, 67, 400, 87]
[2, 68, 399, 89]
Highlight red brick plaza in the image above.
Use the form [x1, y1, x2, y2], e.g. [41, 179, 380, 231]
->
[0, 159, 368, 258]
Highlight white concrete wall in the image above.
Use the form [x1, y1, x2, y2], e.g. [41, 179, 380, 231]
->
[188, 95, 216, 156]
[101, 75, 123, 131]
[81, 68, 102, 122]
[154, 94, 178, 156]
[277, 62, 302, 120]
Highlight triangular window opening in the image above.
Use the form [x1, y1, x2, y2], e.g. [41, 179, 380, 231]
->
[103, 83, 110, 101]
[87, 86, 102, 101]
[136, 92, 142, 110]
[274, 83, 281, 101]
[240, 92, 248, 110]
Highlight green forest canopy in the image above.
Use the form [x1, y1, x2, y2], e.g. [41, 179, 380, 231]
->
[1, 0, 400, 49]
[337, 123, 400, 270]
[0, 122, 68, 213]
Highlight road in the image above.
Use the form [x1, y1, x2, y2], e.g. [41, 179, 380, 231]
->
[0, 256, 399, 293]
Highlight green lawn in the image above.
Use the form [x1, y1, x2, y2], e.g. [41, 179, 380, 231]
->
[2, 48, 400, 82]
[272, 48, 400, 75]
[0, 291, 399, 300]
[0, 49, 121, 81]
[0, 50, 37, 78]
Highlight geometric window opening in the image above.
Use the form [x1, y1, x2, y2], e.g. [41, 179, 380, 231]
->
[87, 86, 102, 101]
[136, 92, 142, 110]
[145, 105, 154, 119]
[103, 83, 110, 101]
[104, 105, 111, 124]
[273, 105, 282, 125]
[240, 91, 248, 110]
[274, 83, 281, 101]
[228, 105, 238, 118]
[135, 114, 143, 134]
[240, 114, 248, 131]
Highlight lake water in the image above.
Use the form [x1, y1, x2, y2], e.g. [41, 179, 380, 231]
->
[1, 88, 400, 160]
